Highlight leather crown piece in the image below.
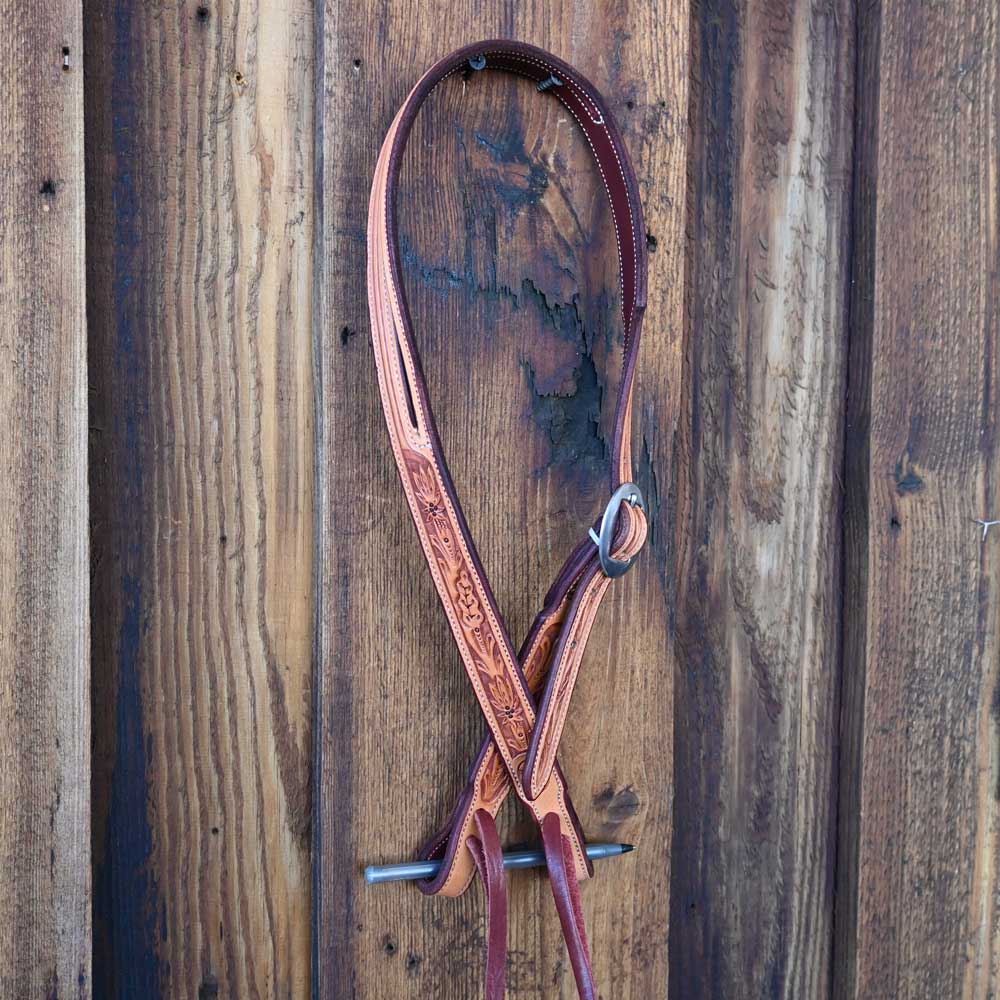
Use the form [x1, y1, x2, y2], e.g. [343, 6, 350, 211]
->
[366, 40, 649, 1000]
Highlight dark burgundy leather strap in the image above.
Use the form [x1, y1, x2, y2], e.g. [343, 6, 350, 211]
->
[466, 810, 508, 1000]
[542, 812, 596, 1000]
[367, 39, 650, 999]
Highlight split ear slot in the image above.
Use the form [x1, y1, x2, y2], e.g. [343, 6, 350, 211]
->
[395, 335, 420, 430]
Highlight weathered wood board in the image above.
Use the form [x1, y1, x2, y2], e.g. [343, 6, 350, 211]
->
[670, 1, 855, 996]
[84, 0, 315, 994]
[315, 2, 688, 996]
[839, 2, 1000, 997]
[0, 0, 91, 995]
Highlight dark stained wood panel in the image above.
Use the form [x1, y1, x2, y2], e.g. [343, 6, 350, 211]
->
[0, 0, 91, 994]
[670, 1, 855, 996]
[84, 0, 315, 994]
[315, 3, 688, 996]
[841, 3, 1000, 997]
[833, 2, 881, 996]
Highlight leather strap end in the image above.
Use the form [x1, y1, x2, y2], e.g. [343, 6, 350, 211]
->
[541, 811, 596, 1000]
[467, 809, 508, 1000]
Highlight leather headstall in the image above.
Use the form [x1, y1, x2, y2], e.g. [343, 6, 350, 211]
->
[366, 39, 650, 1000]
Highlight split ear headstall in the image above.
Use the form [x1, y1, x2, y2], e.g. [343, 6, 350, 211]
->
[366, 40, 650, 1000]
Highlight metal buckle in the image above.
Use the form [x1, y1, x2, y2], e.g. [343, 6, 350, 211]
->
[589, 482, 645, 578]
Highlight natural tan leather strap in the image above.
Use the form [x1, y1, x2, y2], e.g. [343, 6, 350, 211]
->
[366, 39, 649, 999]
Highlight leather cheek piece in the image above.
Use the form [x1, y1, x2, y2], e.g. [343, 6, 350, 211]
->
[366, 38, 650, 1000]
[523, 503, 648, 800]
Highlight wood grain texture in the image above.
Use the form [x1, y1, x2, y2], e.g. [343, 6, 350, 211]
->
[84, 0, 315, 995]
[841, 2, 1000, 997]
[833, 1, 881, 995]
[315, 3, 687, 996]
[670, 1, 855, 996]
[0, 1, 91, 996]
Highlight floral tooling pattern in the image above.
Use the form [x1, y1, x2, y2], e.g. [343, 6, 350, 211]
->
[407, 449, 532, 761]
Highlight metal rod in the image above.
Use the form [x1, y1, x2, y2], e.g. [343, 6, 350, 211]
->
[365, 842, 634, 885]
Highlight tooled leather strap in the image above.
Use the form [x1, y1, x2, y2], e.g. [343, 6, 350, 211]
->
[366, 39, 649, 997]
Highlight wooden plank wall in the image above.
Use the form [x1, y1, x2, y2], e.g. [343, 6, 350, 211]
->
[1, 0, 998, 997]
[84, 0, 315, 995]
[0, 0, 91, 995]
[314, 2, 687, 997]
[839, 2, 1000, 998]
[672, 2, 855, 997]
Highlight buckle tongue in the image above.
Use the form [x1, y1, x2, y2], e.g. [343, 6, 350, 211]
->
[589, 482, 645, 578]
